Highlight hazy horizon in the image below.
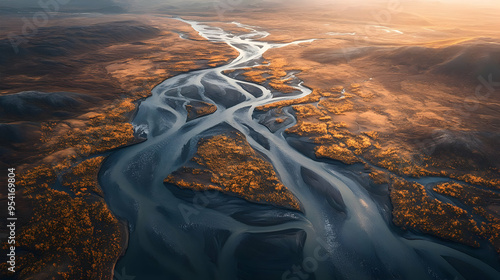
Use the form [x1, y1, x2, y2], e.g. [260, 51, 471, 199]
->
[1, 0, 499, 10]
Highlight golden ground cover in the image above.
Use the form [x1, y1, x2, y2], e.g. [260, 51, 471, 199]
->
[255, 61, 500, 251]
[0, 16, 239, 280]
[0, 159, 124, 279]
[1, 2, 500, 278]
[226, 57, 299, 94]
[165, 132, 301, 211]
[391, 179, 481, 247]
[433, 182, 500, 252]
[185, 101, 218, 121]
[231, 10, 500, 251]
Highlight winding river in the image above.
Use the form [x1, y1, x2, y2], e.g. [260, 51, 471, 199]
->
[99, 19, 500, 280]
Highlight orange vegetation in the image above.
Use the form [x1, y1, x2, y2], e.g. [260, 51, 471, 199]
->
[165, 132, 301, 210]
[369, 170, 390, 185]
[0, 164, 123, 279]
[256, 88, 343, 112]
[433, 182, 500, 252]
[390, 178, 481, 247]
[185, 101, 218, 121]
[276, 83, 500, 251]
[231, 58, 300, 94]
[252, 53, 500, 254]
[62, 157, 106, 197]
[3, 21, 240, 279]
[286, 121, 328, 136]
[315, 144, 360, 165]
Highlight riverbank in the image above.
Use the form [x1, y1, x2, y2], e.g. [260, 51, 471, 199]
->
[0, 14, 238, 279]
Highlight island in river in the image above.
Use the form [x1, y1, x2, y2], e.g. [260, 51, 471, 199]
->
[0, 0, 499, 279]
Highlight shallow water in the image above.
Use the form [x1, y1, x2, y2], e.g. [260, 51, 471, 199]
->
[99, 19, 500, 280]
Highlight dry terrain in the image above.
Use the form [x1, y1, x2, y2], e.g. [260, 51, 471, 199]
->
[0, 1, 499, 278]
[0, 14, 237, 279]
[176, 1, 500, 252]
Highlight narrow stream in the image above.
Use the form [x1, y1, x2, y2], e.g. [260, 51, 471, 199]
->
[99, 19, 500, 280]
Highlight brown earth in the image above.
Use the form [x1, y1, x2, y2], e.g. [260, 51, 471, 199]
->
[1, 1, 500, 278]
[0, 14, 237, 279]
[179, 1, 500, 252]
